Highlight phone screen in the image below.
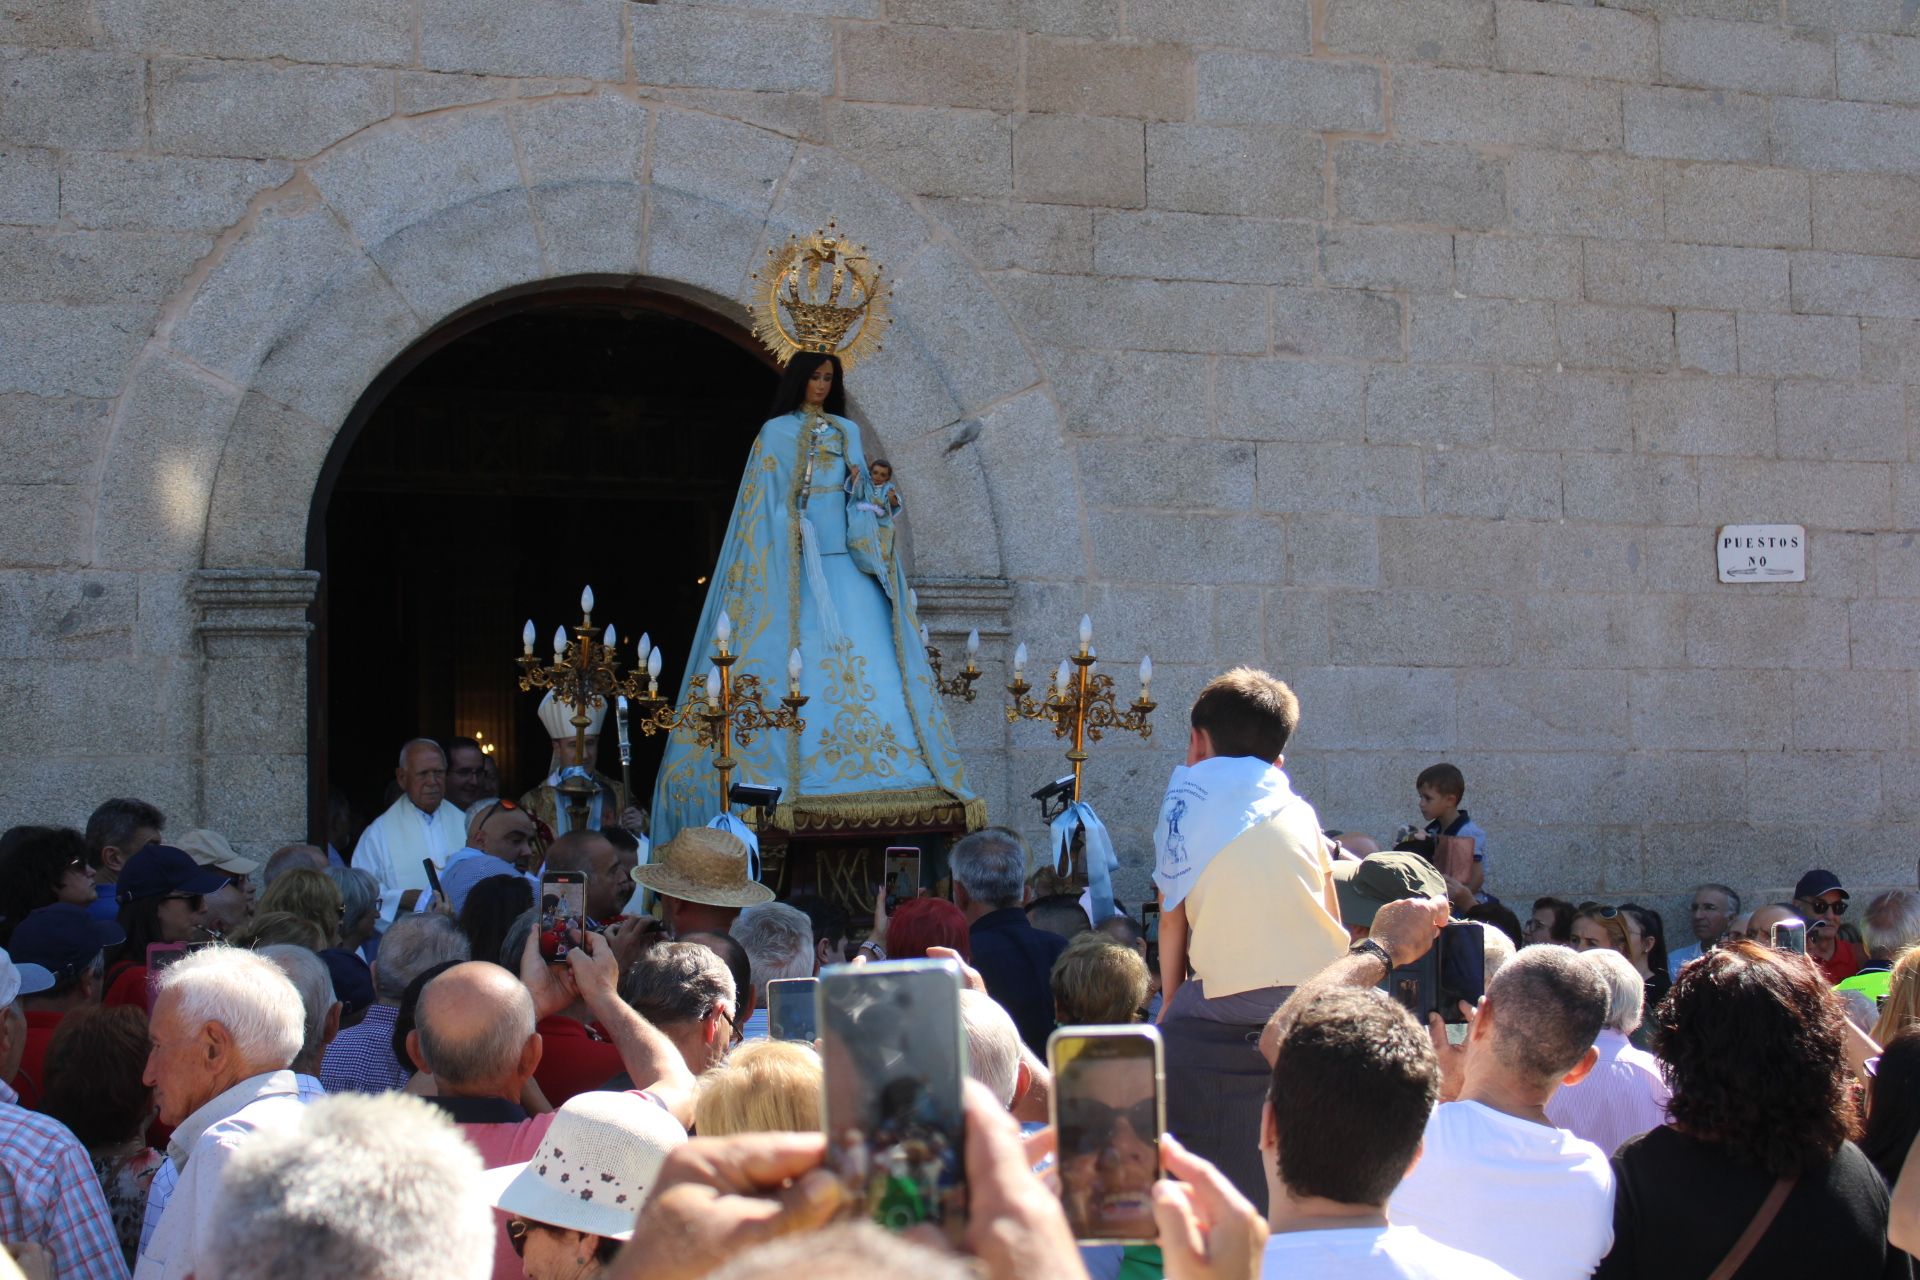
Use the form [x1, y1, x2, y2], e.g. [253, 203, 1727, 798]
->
[768, 977, 819, 1042]
[883, 848, 920, 908]
[820, 959, 968, 1242]
[539, 873, 588, 962]
[1049, 1026, 1164, 1244]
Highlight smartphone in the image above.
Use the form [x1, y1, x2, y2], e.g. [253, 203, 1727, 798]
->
[1048, 1025, 1164, 1245]
[146, 941, 208, 1012]
[422, 858, 444, 899]
[1773, 918, 1808, 955]
[768, 976, 819, 1042]
[820, 958, 968, 1243]
[1140, 901, 1160, 941]
[539, 871, 588, 962]
[1383, 922, 1485, 1025]
[883, 847, 920, 909]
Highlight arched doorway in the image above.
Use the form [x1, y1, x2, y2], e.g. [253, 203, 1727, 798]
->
[309, 285, 778, 834]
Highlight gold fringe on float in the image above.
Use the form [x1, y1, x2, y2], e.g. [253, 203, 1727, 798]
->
[771, 788, 988, 835]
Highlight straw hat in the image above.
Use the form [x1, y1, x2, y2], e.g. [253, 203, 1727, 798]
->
[630, 827, 774, 909]
[484, 1091, 687, 1240]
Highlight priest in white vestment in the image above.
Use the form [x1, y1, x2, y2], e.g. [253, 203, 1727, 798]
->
[351, 738, 468, 922]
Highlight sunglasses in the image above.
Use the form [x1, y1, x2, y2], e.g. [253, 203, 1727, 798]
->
[1808, 897, 1848, 916]
[1577, 903, 1620, 919]
[1059, 1096, 1158, 1155]
[506, 1219, 531, 1258]
[163, 893, 205, 911]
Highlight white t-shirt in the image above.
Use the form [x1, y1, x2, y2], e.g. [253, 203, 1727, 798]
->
[1261, 1225, 1520, 1279]
[1387, 1101, 1613, 1280]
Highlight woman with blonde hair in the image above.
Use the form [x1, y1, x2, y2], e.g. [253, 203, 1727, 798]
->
[1871, 946, 1920, 1045]
[257, 867, 343, 948]
[693, 1039, 821, 1137]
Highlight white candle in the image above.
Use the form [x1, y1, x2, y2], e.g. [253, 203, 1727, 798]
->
[647, 647, 663, 680]
[1055, 659, 1072, 697]
[552, 626, 567, 658]
[603, 623, 616, 648]
[705, 666, 721, 703]
[1140, 654, 1153, 688]
[715, 610, 732, 651]
[522, 620, 535, 655]
[1079, 614, 1094, 650]
[581, 585, 595, 615]
[637, 632, 650, 664]
[788, 647, 804, 691]
[966, 628, 980, 656]
[1014, 641, 1028, 677]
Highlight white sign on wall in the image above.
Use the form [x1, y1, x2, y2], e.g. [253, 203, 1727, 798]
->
[1717, 524, 1806, 583]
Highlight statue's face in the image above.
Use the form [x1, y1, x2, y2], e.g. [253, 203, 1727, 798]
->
[871, 463, 892, 486]
[805, 361, 834, 405]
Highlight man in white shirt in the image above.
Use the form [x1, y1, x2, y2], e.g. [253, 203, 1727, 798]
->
[1387, 945, 1614, 1280]
[1248, 897, 1517, 1278]
[136, 947, 312, 1280]
[1546, 948, 1671, 1155]
[351, 738, 468, 922]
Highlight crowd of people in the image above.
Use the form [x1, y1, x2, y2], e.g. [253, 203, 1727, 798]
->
[0, 668, 1915, 1280]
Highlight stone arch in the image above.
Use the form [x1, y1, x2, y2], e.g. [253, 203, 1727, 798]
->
[92, 93, 1080, 591]
[86, 91, 1074, 846]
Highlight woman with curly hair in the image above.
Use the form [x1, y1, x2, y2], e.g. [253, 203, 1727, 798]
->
[1597, 942, 1902, 1278]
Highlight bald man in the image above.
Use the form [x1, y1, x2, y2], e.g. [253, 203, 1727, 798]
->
[543, 830, 637, 922]
[407, 963, 550, 1280]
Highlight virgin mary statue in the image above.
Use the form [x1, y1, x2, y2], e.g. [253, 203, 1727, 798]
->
[650, 231, 983, 843]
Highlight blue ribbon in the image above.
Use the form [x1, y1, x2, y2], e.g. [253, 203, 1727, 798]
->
[1052, 801, 1119, 926]
[708, 812, 761, 881]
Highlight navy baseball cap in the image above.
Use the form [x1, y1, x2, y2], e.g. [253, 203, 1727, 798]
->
[117, 844, 231, 904]
[8, 904, 123, 981]
[1795, 869, 1847, 901]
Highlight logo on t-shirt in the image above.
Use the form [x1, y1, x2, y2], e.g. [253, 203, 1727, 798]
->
[1163, 796, 1189, 868]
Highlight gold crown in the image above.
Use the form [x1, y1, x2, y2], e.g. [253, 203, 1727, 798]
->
[749, 223, 890, 370]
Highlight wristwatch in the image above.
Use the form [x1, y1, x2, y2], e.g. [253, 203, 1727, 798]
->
[1348, 936, 1396, 971]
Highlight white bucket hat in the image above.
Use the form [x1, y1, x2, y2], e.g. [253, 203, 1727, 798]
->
[484, 1091, 687, 1241]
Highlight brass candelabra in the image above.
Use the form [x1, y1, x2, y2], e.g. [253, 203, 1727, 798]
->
[922, 623, 984, 702]
[517, 586, 657, 832]
[1005, 615, 1155, 803]
[623, 609, 808, 808]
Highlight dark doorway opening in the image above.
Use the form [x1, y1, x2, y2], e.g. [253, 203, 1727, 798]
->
[312, 289, 778, 842]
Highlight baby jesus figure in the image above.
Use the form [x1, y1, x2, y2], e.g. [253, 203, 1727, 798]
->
[855, 459, 903, 520]
[845, 458, 904, 583]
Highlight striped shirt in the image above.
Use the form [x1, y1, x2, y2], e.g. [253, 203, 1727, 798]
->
[0, 1080, 130, 1280]
[1544, 1029, 1671, 1156]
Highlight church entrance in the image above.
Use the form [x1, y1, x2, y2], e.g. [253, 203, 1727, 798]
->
[311, 286, 778, 842]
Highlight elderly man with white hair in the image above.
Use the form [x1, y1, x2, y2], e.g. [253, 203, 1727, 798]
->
[730, 902, 813, 1041]
[135, 946, 311, 1280]
[352, 738, 469, 922]
[1544, 945, 1672, 1155]
[199, 1092, 494, 1280]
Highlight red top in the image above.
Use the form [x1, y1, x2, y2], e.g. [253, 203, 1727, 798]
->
[531, 1016, 624, 1107]
[103, 964, 148, 1011]
[1820, 936, 1864, 985]
[460, 1111, 556, 1280]
[9, 1010, 63, 1110]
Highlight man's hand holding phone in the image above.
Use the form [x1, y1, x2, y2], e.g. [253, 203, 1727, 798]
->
[1369, 896, 1451, 966]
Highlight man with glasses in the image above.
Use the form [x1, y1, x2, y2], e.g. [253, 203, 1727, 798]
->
[445, 736, 495, 811]
[441, 800, 542, 915]
[351, 738, 469, 924]
[1795, 868, 1864, 983]
[1665, 884, 1740, 980]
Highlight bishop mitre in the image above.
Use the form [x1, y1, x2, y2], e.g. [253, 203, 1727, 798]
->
[518, 691, 645, 838]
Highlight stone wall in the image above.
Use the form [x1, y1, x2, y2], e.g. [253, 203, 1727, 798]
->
[1, 0, 1917, 921]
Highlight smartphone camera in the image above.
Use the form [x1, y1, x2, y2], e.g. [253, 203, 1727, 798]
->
[1049, 1026, 1164, 1245]
[539, 873, 588, 963]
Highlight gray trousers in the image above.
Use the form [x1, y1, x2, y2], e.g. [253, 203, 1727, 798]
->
[1160, 979, 1294, 1215]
